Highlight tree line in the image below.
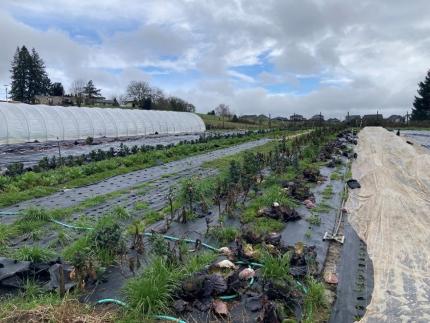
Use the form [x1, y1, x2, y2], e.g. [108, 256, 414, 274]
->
[9, 46, 195, 112]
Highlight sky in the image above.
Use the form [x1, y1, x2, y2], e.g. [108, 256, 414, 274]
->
[0, 0, 429, 119]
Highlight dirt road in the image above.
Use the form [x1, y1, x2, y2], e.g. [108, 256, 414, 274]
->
[346, 127, 430, 322]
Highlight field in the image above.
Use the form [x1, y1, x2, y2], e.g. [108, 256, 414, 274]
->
[0, 125, 374, 322]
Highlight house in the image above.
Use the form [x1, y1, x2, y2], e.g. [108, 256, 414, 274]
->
[310, 114, 324, 121]
[34, 95, 76, 106]
[273, 116, 288, 122]
[344, 114, 361, 125]
[327, 118, 341, 123]
[290, 113, 306, 121]
[362, 114, 383, 126]
[386, 115, 405, 124]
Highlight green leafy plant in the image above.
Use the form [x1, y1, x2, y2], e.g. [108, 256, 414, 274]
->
[124, 257, 183, 316]
[14, 246, 56, 262]
[111, 205, 130, 220]
[303, 276, 327, 322]
[261, 250, 292, 281]
[207, 226, 238, 245]
[307, 214, 321, 226]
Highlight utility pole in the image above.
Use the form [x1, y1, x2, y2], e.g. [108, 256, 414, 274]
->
[3, 85, 8, 101]
[406, 111, 410, 126]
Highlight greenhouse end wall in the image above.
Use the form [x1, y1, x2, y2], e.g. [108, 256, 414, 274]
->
[0, 102, 206, 145]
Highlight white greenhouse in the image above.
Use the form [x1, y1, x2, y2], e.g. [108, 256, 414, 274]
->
[0, 102, 206, 145]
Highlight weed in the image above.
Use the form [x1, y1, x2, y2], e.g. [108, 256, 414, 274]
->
[144, 210, 163, 225]
[149, 234, 170, 257]
[20, 206, 52, 222]
[134, 201, 149, 210]
[0, 223, 14, 246]
[307, 214, 321, 226]
[111, 205, 130, 220]
[124, 257, 182, 316]
[261, 250, 292, 281]
[207, 226, 239, 245]
[305, 229, 312, 240]
[303, 276, 327, 322]
[13, 246, 56, 262]
[124, 251, 216, 319]
[313, 202, 332, 213]
[330, 172, 341, 181]
[183, 251, 217, 274]
[322, 184, 334, 199]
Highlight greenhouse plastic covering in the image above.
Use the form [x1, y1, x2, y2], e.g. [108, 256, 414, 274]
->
[0, 102, 206, 144]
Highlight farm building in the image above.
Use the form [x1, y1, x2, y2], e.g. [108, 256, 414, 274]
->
[0, 102, 206, 145]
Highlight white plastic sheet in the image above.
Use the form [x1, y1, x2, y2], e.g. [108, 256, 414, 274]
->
[0, 102, 205, 144]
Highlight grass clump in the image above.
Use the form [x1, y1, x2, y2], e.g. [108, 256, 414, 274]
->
[13, 246, 56, 262]
[63, 215, 124, 267]
[307, 214, 321, 226]
[20, 206, 53, 222]
[124, 251, 216, 319]
[303, 276, 327, 323]
[330, 172, 341, 181]
[111, 205, 130, 220]
[124, 257, 182, 316]
[134, 201, 149, 210]
[144, 210, 163, 225]
[313, 202, 332, 214]
[321, 184, 333, 199]
[0, 280, 117, 322]
[207, 226, 239, 245]
[261, 251, 292, 282]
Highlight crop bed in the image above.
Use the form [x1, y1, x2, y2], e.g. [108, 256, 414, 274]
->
[0, 127, 373, 323]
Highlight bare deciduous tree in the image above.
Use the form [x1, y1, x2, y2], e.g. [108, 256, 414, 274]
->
[70, 79, 85, 107]
[215, 103, 232, 128]
[126, 81, 152, 109]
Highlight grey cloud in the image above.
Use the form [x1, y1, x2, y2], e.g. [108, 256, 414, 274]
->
[1, 0, 430, 118]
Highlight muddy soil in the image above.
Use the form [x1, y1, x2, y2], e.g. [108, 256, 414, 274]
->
[281, 164, 346, 273]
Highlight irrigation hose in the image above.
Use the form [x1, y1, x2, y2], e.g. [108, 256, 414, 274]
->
[0, 211, 18, 216]
[143, 232, 219, 251]
[96, 298, 128, 307]
[95, 299, 186, 323]
[51, 219, 94, 230]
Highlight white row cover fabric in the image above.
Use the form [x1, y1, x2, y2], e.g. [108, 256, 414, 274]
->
[0, 102, 206, 145]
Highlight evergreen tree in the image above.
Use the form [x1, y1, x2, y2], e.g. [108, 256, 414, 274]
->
[412, 70, 430, 120]
[28, 48, 51, 102]
[10, 46, 51, 103]
[10, 46, 31, 102]
[49, 82, 65, 96]
[84, 80, 101, 102]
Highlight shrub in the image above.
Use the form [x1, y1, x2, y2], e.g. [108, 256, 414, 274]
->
[85, 136, 94, 145]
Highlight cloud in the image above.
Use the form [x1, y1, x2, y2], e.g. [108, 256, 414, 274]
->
[0, 0, 429, 119]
